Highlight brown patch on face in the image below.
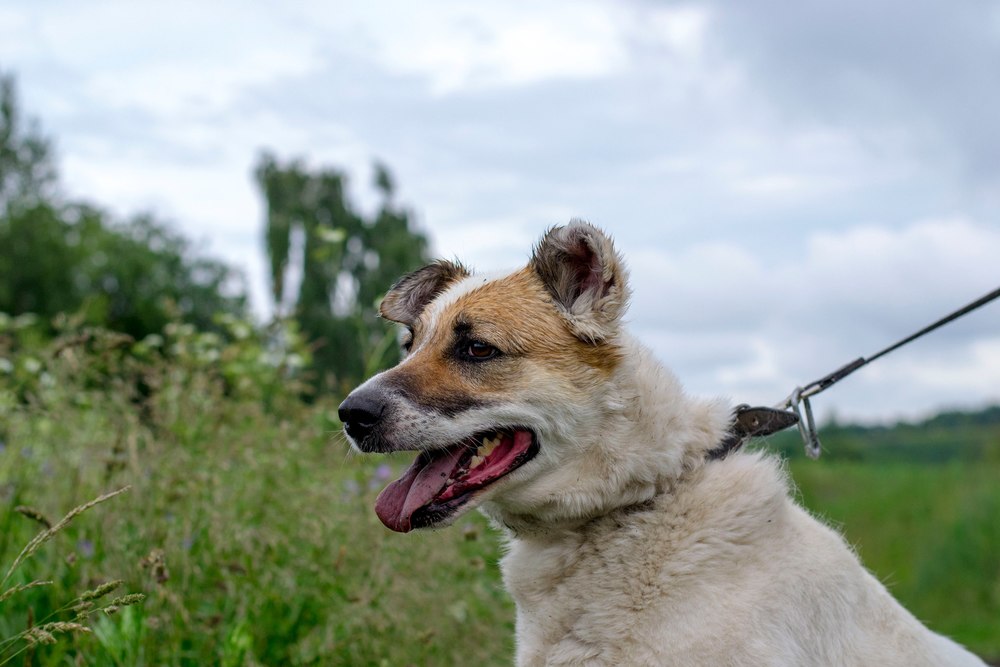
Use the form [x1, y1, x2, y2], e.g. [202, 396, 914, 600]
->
[381, 267, 623, 411]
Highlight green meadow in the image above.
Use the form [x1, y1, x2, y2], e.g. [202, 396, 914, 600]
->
[1, 320, 998, 666]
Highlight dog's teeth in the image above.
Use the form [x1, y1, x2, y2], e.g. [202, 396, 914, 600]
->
[478, 434, 500, 458]
[470, 455, 483, 468]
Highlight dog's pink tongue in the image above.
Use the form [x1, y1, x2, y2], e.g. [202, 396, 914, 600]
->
[375, 449, 461, 533]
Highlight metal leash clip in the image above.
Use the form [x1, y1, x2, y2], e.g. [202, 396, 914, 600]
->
[776, 284, 1000, 460]
[786, 387, 822, 459]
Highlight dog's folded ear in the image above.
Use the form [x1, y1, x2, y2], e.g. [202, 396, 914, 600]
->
[530, 220, 630, 343]
[379, 259, 470, 324]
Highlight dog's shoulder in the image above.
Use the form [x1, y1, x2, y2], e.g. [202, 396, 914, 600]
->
[502, 453, 798, 664]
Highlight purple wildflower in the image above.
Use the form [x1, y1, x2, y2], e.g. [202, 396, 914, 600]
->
[77, 539, 95, 559]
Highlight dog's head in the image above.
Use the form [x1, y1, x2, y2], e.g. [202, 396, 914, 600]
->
[339, 221, 635, 532]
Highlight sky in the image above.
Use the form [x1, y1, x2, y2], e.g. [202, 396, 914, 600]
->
[2, 1, 999, 425]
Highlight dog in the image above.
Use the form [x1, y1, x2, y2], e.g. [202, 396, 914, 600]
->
[339, 221, 985, 666]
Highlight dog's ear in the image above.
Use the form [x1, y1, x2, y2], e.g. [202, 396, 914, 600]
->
[379, 259, 470, 324]
[530, 220, 630, 343]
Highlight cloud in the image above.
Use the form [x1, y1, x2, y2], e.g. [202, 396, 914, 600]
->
[630, 217, 1000, 341]
[325, 2, 628, 95]
[2, 1, 324, 116]
[626, 217, 1000, 420]
[709, 1, 1000, 193]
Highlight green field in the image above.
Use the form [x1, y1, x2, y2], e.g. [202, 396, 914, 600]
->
[789, 460, 1000, 653]
[2, 325, 998, 665]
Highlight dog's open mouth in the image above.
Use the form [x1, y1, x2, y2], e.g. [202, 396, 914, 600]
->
[374, 429, 538, 532]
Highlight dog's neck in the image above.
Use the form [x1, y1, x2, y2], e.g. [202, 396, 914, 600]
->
[483, 335, 734, 539]
[617, 338, 734, 469]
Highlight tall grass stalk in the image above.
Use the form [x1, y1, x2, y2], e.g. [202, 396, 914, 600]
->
[1, 486, 131, 591]
[0, 487, 143, 665]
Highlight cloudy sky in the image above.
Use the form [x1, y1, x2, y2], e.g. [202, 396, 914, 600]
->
[2, 1, 999, 424]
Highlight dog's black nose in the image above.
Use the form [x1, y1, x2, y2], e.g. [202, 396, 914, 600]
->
[338, 392, 384, 442]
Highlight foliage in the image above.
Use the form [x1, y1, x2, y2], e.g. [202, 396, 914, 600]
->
[256, 153, 431, 394]
[1, 205, 249, 341]
[0, 73, 248, 341]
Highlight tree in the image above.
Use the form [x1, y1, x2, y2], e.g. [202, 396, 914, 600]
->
[0, 205, 249, 342]
[0, 72, 248, 340]
[0, 73, 56, 216]
[255, 153, 430, 393]
[69, 207, 248, 339]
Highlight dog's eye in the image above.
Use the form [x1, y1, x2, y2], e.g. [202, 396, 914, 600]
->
[464, 341, 498, 361]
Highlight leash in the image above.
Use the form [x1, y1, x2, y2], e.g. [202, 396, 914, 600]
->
[709, 284, 1000, 461]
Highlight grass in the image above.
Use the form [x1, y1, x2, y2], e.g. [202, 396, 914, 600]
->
[1, 321, 997, 664]
[789, 460, 1000, 654]
[0, 486, 144, 665]
[0, 409, 514, 665]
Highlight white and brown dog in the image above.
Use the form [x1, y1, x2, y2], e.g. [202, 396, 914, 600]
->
[340, 222, 985, 666]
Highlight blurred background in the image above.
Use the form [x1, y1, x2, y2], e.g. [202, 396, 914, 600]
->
[1, 2, 998, 665]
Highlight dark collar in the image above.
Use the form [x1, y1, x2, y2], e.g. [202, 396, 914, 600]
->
[706, 405, 800, 461]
